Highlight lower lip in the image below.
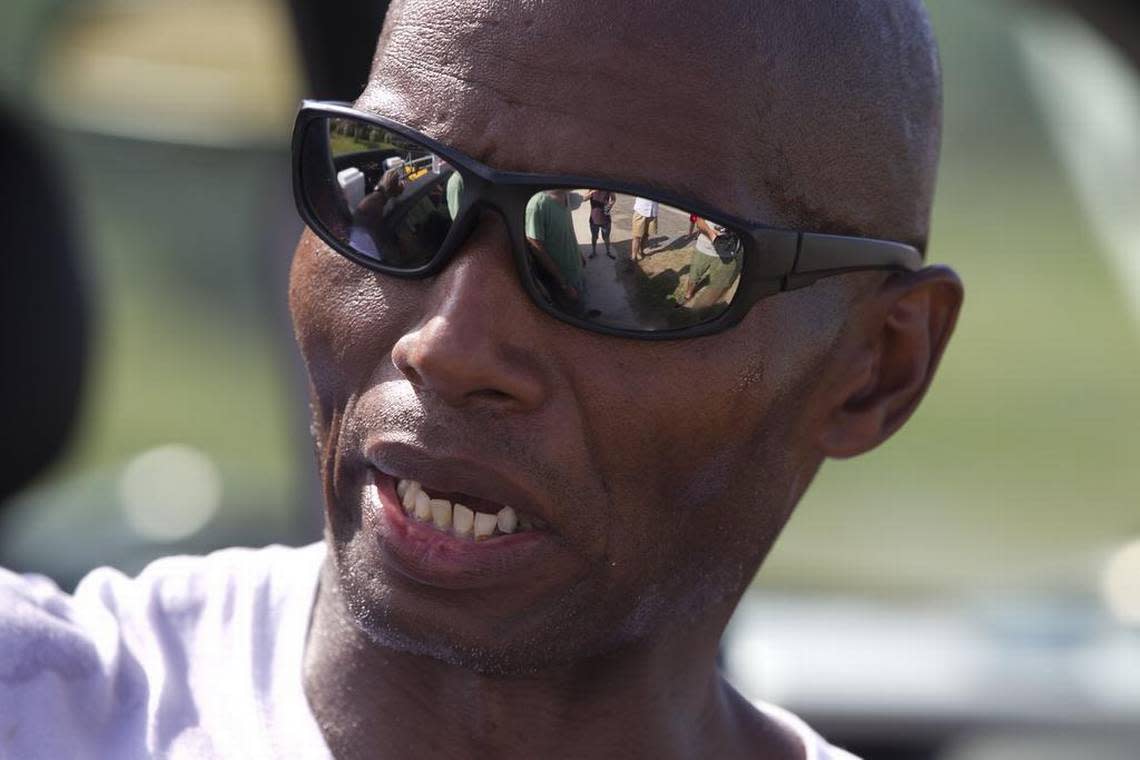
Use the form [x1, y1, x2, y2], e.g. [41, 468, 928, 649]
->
[367, 471, 556, 590]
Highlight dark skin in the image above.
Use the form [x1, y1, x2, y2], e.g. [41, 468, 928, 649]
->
[290, 1, 963, 758]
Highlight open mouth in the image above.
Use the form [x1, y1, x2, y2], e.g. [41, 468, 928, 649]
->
[394, 478, 548, 541]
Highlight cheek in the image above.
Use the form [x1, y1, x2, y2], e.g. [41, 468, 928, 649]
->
[576, 316, 822, 563]
[589, 342, 794, 480]
[568, 342, 808, 625]
[653, 370, 790, 513]
[289, 233, 406, 410]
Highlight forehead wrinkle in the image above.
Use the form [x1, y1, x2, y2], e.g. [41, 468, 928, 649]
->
[368, 17, 704, 143]
[365, 74, 769, 222]
[369, 3, 766, 125]
[368, 3, 790, 196]
[366, 87, 786, 228]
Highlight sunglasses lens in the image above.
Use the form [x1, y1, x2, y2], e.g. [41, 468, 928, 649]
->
[524, 190, 743, 332]
[297, 112, 745, 334]
[299, 116, 458, 269]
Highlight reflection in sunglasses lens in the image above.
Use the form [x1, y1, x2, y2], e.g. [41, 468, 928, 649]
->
[523, 190, 742, 331]
[305, 116, 457, 269]
[300, 115, 743, 333]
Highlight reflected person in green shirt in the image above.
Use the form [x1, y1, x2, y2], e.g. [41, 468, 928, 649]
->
[525, 189, 585, 303]
[445, 169, 464, 221]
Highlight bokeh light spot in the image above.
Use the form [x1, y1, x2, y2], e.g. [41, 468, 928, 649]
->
[119, 444, 222, 542]
[1102, 539, 1140, 626]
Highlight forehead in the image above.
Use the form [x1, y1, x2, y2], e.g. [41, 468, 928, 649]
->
[357, 0, 937, 244]
[358, 1, 803, 224]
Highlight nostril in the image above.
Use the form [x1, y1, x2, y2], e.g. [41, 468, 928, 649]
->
[399, 364, 425, 388]
[470, 388, 513, 403]
[391, 334, 425, 388]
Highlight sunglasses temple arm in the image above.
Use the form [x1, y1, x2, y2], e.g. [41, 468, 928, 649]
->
[782, 233, 922, 288]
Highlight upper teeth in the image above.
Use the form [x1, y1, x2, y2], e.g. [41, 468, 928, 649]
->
[396, 479, 525, 540]
[413, 490, 432, 521]
[496, 506, 518, 534]
[429, 498, 452, 530]
[453, 503, 474, 537]
[473, 512, 498, 541]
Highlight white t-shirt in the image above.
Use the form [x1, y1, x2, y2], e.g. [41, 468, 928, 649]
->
[694, 218, 734, 257]
[0, 544, 860, 760]
[632, 196, 659, 218]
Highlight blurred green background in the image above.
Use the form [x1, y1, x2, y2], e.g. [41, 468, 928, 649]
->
[0, 0, 1136, 601]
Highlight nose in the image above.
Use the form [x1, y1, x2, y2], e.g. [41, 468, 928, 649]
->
[390, 213, 547, 411]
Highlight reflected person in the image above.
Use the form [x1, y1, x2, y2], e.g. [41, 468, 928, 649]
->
[446, 169, 464, 221]
[630, 195, 658, 262]
[351, 165, 406, 253]
[682, 217, 743, 308]
[526, 189, 585, 303]
[585, 189, 616, 259]
[356, 165, 452, 267]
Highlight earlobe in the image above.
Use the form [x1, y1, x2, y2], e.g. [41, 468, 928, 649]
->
[817, 266, 963, 459]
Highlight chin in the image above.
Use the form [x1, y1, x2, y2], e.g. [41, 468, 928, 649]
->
[327, 527, 666, 678]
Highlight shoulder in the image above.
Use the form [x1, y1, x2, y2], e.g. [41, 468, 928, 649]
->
[724, 684, 862, 760]
[56, 543, 324, 630]
[0, 541, 323, 666]
[753, 701, 863, 760]
[0, 544, 325, 756]
[0, 569, 104, 688]
[119, 542, 324, 607]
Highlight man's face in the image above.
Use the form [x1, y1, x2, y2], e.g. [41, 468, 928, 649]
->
[290, 0, 935, 672]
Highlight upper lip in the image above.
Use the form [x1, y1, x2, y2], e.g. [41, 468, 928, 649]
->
[364, 441, 554, 527]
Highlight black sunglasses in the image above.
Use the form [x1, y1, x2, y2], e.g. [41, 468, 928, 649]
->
[292, 100, 922, 340]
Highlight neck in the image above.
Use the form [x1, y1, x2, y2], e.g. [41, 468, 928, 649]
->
[302, 560, 785, 760]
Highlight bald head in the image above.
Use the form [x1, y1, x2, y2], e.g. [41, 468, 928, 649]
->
[361, 0, 941, 249]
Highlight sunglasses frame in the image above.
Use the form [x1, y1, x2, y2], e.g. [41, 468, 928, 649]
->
[293, 100, 924, 341]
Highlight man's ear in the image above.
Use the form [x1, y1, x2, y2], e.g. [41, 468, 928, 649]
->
[816, 266, 963, 459]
